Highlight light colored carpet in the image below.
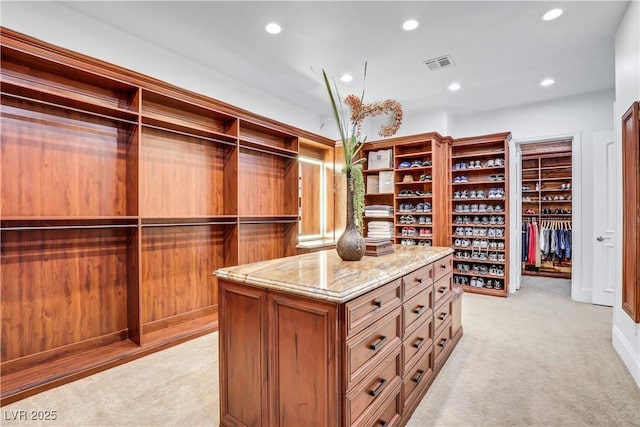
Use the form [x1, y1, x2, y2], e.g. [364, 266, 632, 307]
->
[3, 277, 639, 427]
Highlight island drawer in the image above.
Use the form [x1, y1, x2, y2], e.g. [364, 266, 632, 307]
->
[403, 315, 433, 373]
[344, 348, 402, 426]
[364, 384, 402, 427]
[433, 295, 452, 334]
[433, 254, 453, 282]
[345, 308, 402, 391]
[402, 343, 434, 411]
[433, 273, 453, 308]
[433, 317, 453, 367]
[345, 278, 402, 339]
[402, 264, 433, 300]
[402, 285, 433, 335]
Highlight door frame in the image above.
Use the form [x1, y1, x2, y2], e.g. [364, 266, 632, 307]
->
[509, 132, 582, 299]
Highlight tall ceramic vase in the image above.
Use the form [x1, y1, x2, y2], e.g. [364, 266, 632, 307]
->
[336, 172, 366, 261]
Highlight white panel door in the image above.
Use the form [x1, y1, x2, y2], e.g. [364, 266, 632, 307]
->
[592, 132, 616, 307]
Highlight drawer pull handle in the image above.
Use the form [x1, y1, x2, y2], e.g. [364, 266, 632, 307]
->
[379, 421, 388, 427]
[438, 286, 447, 294]
[438, 338, 447, 347]
[440, 264, 447, 269]
[369, 335, 388, 351]
[438, 312, 447, 320]
[413, 337, 425, 349]
[368, 378, 387, 397]
[373, 298, 383, 308]
[412, 369, 425, 384]
[415, 277, 423, 283]
[413, 305, 426, 315]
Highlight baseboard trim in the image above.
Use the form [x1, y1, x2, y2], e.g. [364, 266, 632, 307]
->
[612, 325, 640, 388]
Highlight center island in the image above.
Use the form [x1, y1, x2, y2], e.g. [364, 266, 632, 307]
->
[214, 245, 462, 427]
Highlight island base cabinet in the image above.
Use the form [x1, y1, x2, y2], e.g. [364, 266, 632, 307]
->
[218, 280, 339, 427]
[215, 248, 461, 427]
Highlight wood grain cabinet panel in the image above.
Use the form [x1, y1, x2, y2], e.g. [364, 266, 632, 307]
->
[1, 228, 131, 362]
[218, 281, 268, 427]
[622, 101, 640, 322]
[140, 225, 225, 334]
[0, 98, 134, 217]
[268, 292, 339, 427]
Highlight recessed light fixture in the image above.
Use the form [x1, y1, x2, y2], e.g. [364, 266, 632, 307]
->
[540, 78, 555, 87]
[448, 82, 461, 92]
[340, 74, 353, 83]
[542, 8, 563, 21]
[402, 19, 419, 31]
[265, 23, 282, 34]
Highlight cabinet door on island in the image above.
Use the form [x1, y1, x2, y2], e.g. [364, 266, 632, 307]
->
[218, 280, 339, 427]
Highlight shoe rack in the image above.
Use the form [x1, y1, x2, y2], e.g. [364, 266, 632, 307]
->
[0, 28, 334, 404]
[521, 142, 573, 278]
[450, 133, 511, 297]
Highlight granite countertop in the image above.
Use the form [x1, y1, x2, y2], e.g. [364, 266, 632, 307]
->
[214, 245, 453, 303]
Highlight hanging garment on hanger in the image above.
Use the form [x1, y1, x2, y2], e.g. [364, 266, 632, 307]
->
[534, 220, 541, 267]
[528, 221, 537, 264]
[522, 222, 528, 262]
[565, 229, 572, 260]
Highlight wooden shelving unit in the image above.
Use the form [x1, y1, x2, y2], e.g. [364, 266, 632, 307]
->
[362, 133, 450, 249]
[0, 29, 333, 405]
[450, 133, 511, 297]
[521, 146, 573, 278]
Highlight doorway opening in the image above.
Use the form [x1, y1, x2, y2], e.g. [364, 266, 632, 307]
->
[520, 139, 573, 280]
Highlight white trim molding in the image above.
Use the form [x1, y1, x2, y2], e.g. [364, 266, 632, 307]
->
[613, 325, 640, 388]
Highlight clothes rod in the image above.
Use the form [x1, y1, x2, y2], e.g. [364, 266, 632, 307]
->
[1, 224, 138, 231]
[141, 221, 236, 227]
[141, 123, 237, 147]
[239, 144, 298, 160]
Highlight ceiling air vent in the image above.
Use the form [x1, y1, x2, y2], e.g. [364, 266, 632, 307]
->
[423, 55, 455, 71]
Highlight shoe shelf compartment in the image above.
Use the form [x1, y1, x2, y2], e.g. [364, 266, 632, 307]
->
[520, 143, 572, 279]
[395, 141, 434, 246]
[450, 133, 510, 296]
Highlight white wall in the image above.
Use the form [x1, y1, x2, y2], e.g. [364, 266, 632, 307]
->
[451, 90, 614, 300]
[613, 0, 640, 388]
[0, 1, 330, 138]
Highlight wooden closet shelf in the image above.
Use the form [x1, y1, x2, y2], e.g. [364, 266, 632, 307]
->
[1, 90, 138, 125]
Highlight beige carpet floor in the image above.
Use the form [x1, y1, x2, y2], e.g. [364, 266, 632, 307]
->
[3, 277, 639, 427]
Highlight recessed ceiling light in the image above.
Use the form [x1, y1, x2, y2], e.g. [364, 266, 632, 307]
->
[402, 19, 419, 31]
[542, 8, 563, 21]
[340, 74, 353, 83]
[448, 82, 461, 92]
[540, 78, 555, 87]
[265, 23, 281, 34]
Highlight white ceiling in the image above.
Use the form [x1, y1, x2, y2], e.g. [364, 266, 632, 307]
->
[61, 1, 628, 118]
